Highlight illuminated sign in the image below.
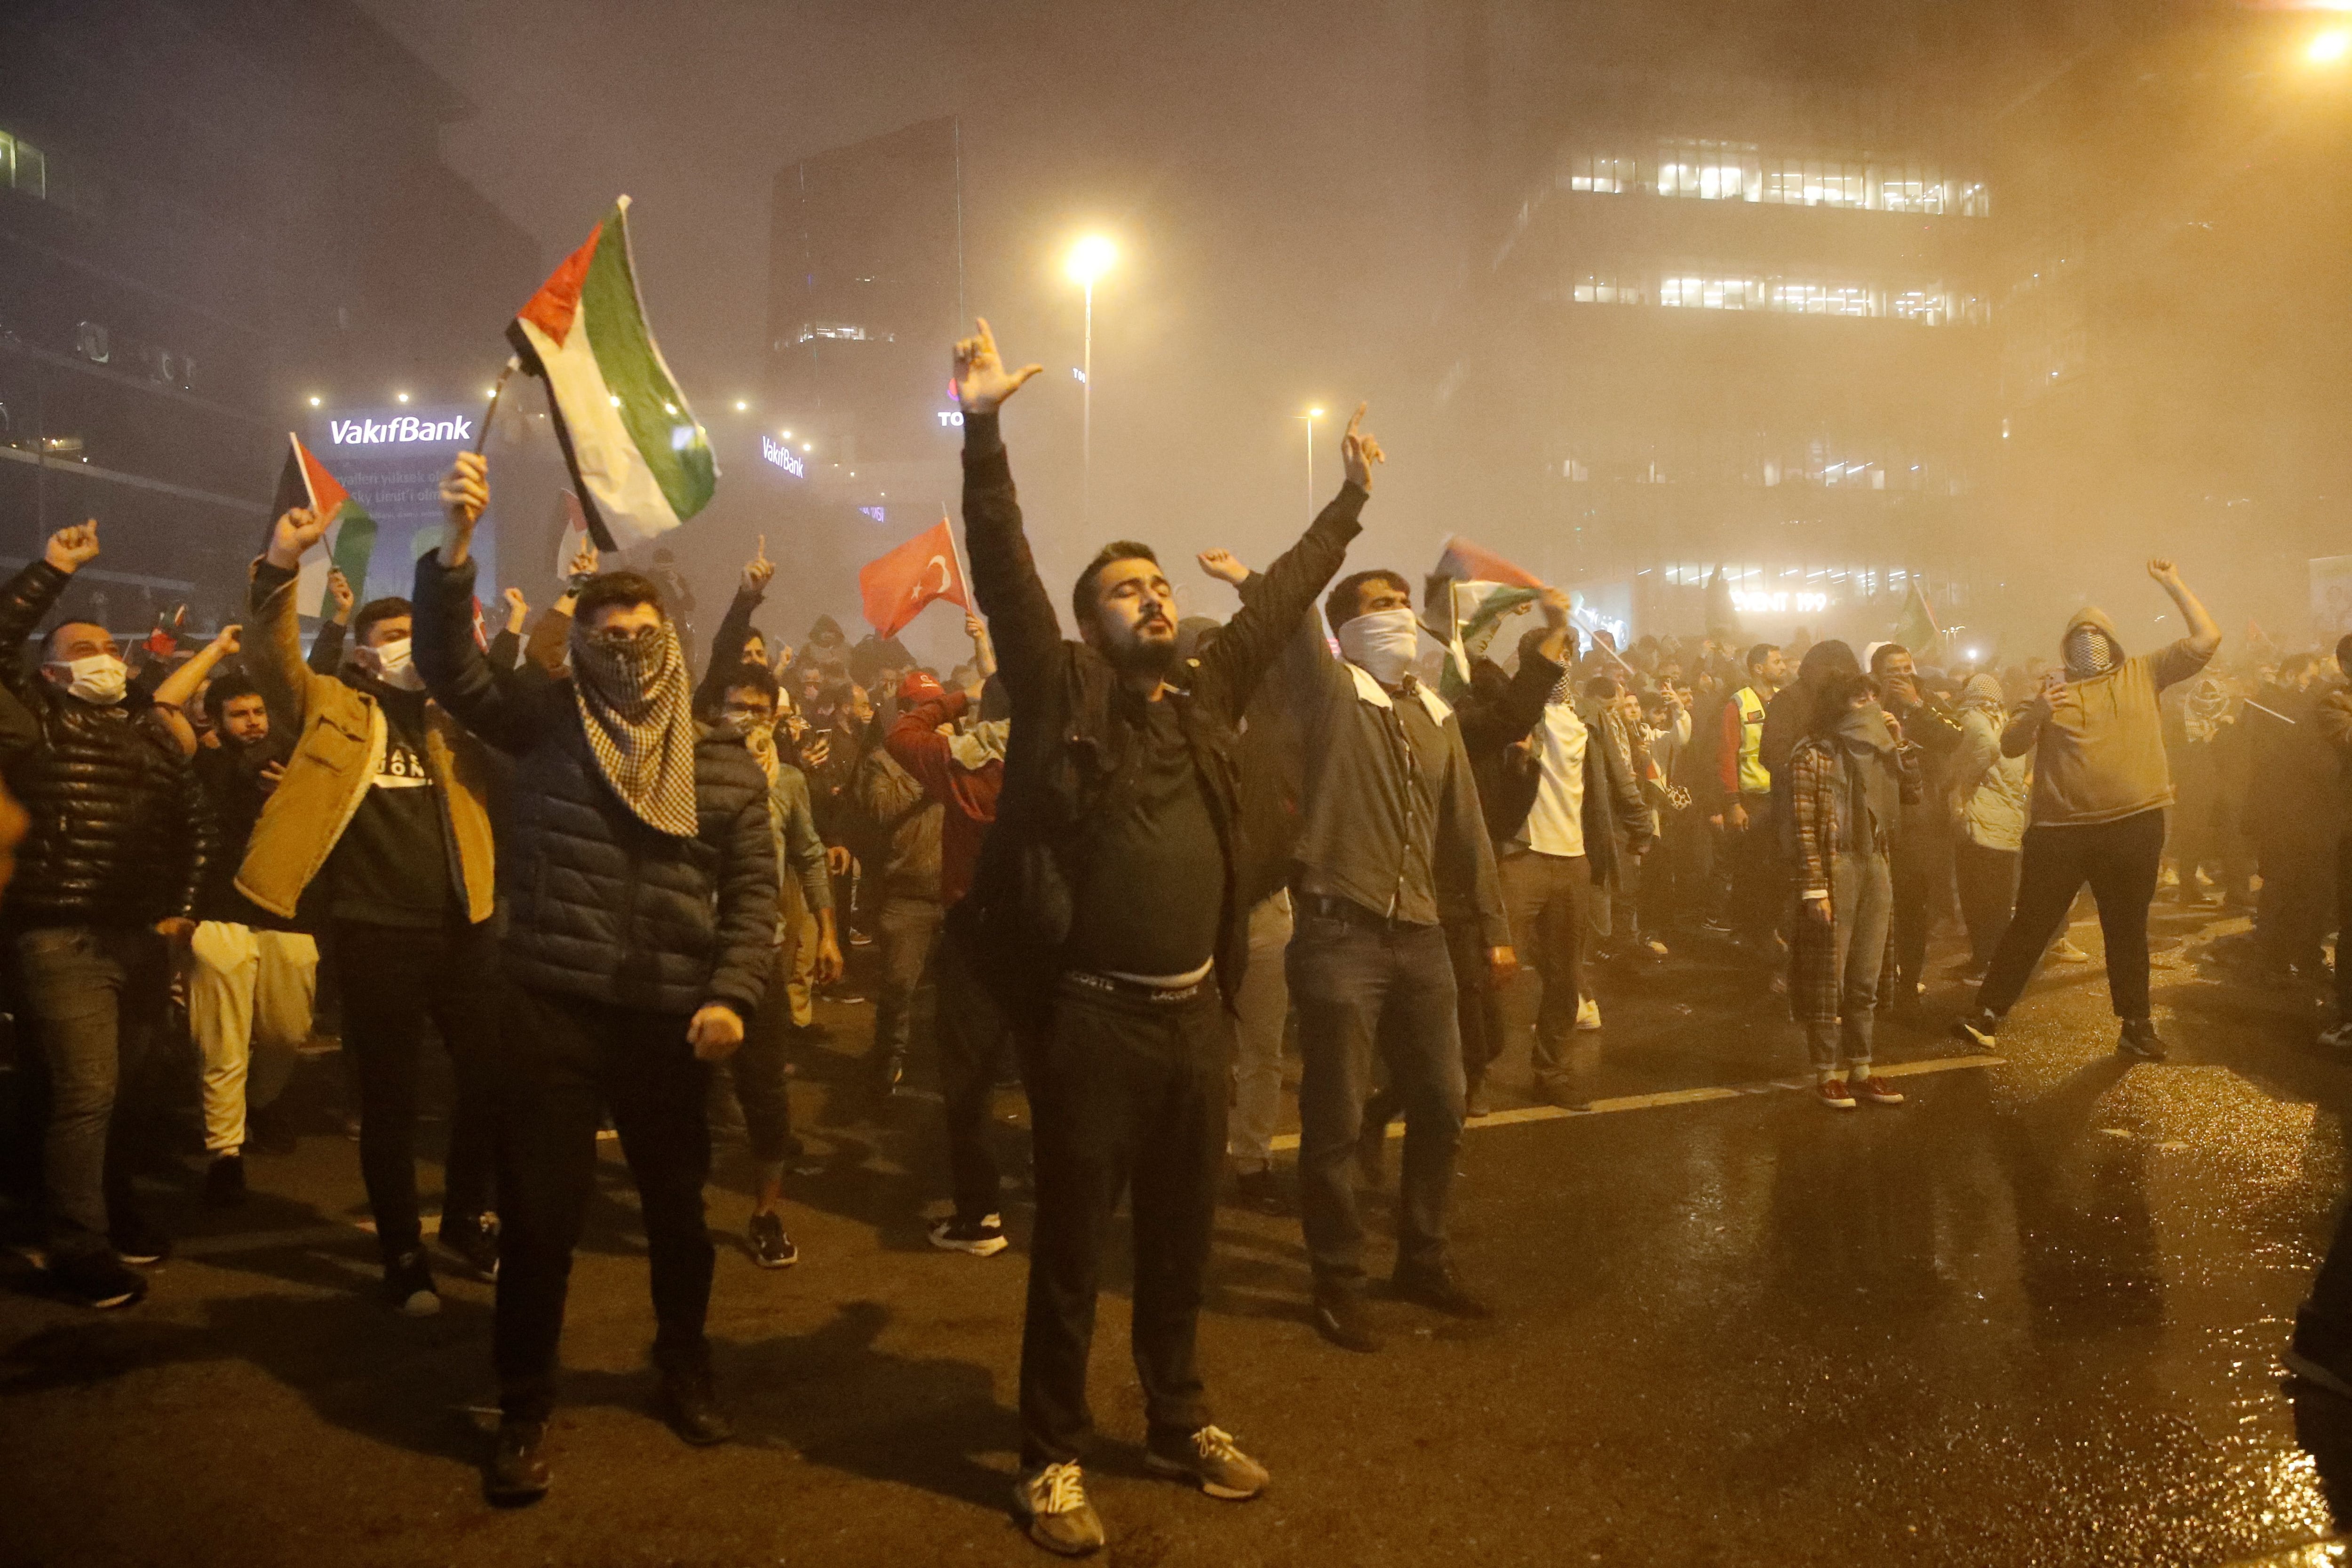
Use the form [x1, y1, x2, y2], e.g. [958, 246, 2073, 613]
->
[327, 413, 475, 446]
[935, 410, 966, 428]
[858, 506, 887, 524]
[761, 435, 805, 478]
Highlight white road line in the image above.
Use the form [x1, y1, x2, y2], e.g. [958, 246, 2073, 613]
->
[1264, 1054, 2006, 1152]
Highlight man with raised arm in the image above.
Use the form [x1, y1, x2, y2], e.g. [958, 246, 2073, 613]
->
[1955, 559, 2222, 1061]
[0, 520, 214, 1309]
[951, 319, 1367, 1556]
[411, 453, 777, 1506]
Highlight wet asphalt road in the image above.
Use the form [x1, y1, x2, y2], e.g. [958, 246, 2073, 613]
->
[6, 899, 2352, 1568]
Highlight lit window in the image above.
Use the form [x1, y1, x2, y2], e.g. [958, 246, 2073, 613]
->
[1566, 155, 1637, 193]
[0, 130, 45, 199]
[1572, 273, 1645, 305]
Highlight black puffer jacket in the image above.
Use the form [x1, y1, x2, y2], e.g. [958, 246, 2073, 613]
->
[0, 559, 213, 928]
[413, 552, 777, 1018]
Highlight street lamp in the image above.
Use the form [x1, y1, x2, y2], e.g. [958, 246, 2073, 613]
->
[2311, 27, 2351, 64]
[1295, 407, 1324, 522]
[1066, 235, 1117, 524]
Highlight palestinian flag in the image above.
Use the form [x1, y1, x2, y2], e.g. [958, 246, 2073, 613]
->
[271, 433, 376, 616]
[506, 196, 716, 551]
[1430, 537, 1544, 701]
[1893, 579, 1940, 655]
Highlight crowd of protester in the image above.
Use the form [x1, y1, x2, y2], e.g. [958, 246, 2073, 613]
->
[3, 316, 2349, 1557]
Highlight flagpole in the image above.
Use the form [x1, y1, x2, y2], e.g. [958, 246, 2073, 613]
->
[941, 508, 974, 616]
[474, 357, 519, 457]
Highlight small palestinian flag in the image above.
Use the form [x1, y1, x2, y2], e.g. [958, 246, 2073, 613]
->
[271, 433, 377, 616]
[1430, 536, 1543, 700]
[1893, 580, 1940, 656]
[506, 196, 716, 551]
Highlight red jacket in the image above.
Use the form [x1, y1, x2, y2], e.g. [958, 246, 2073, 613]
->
[883, 689, 1001, 907]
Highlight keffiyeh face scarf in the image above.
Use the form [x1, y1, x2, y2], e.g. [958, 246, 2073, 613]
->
[569, 617, 700, 838]
[2064, 626, 2122, 681]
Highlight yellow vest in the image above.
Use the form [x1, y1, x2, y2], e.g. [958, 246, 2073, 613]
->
[1736, 686, 1771, 795]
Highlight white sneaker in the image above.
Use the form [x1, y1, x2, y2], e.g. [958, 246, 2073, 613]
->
[1013, 1462, 1105, 1557]
[2321, 1022, 2352, 1051]
[2050, 939, 2092, 963]
[1575, 998, 1603, 1032]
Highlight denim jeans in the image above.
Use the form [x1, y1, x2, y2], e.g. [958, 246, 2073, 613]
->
[1225, 891, 1294, 1175]
[11, 924, 172, 1260]
[871, 895, 943, 1066]
[1289, 907, 1463, 1288]
[1797, 852, 1892, 1075]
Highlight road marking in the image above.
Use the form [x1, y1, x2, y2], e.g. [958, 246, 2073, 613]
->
[1265, 1054, 2006, 1152]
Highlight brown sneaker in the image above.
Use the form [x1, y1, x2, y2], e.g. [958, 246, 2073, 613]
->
[1849, 1075, 1906, 1106]
[1816, 1079, 1857, 1110]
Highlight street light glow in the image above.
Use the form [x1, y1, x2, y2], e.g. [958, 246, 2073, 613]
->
[396, 391, 410, 404]
[2311, 28, 2351, 63]
[734, 399, 748, 411]
[307, 395, 321, 407]
[1066, 234, 1117, 286]
[1308, 406, 1324, 418]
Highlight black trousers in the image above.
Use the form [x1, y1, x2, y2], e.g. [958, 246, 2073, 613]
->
[1019, 976, 1226, 1467]
[493, 984, 716, 1424]
[331, 918, 499, 1260]
[718, 943, 800, 1176]
[1955, 838, 2020, 970]
[1887, 828, 1951, 1001]
[1978, 808, 2166, 1021]
[933, 924, 1014, 1225]
[2258, 836, 2336, 973]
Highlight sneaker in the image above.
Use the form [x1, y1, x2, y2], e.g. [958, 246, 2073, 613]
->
[1144, 1424, 1269, 1500]
[440, 1211, 501, 1281]
[383, 1251, 441, 1316]
[656, 1358, 733, 1446]
[1393, 1262, 1493, 1319]
[51, 1250, 147, 1310]
[1849, 1075, 1906, 1106]
[110, 1216, 170, 1266]
[929, 1213, 1011, 1256]
[2050, 939, 2093, 964]
[1574, 997, 1603, 1032]
[203, 1152, 247, 1209]
[484, 1417, 551, 1505]
[1464, 1079, 1494, 1119]
[1012, 1462, 1105, 1557]
[1311, 1283, 1382, 1353]
[2118, 1018, 2169, 1061]
[1641, 937, 1671, 960]
[2322, 1022, 2352, 1051]
[748, 1210, 801, 1268]
[1953, 1010, 1999, 1053]
[1231, 1170, 1289, 1217]
[1817, 1079, 1858, 1111]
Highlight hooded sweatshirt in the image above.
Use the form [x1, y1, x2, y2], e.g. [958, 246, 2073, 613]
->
[1954, 673, 2030, 851]
[2015, 607, 2211, 828]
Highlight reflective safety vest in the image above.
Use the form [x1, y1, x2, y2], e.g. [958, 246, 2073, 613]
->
[1736, 686, 1771, 795]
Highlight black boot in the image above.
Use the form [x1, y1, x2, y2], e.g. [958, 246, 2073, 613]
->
[655, 1351, 732, 1446]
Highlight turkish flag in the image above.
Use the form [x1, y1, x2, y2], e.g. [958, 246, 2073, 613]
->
[858, 516, 969, 638]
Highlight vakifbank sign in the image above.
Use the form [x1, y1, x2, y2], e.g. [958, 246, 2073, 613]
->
[305, 404, 492, 600]
[760, 434, 805, 478]
[324, 413, 476, 447]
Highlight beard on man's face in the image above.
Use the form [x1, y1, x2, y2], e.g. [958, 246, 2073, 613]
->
[1097, 609, 1181, 680]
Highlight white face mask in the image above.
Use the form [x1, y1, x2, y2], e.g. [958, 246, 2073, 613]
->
[1336, 606, 1421, 688]
[361, 636, 425, 692]
[54, 653, 128, 707]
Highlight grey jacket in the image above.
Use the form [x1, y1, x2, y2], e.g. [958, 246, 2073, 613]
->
[1278, 613, 1508, 947]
